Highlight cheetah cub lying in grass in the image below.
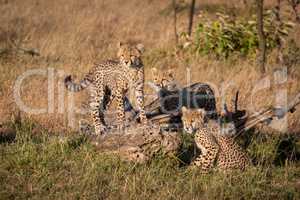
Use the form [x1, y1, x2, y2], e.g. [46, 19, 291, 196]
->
[65, 42, 148, 135]
[181, 106, 251, 173]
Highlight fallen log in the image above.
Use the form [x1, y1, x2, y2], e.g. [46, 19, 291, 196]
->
[84, 124, 182, 163]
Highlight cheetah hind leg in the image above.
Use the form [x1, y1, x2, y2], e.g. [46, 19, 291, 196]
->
[90, 86, 108, 135]
[115, 89, 127, 132]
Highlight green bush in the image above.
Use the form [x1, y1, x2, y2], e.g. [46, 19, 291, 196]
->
[193, 11, 294, 58]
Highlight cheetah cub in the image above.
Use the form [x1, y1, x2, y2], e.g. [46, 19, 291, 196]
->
[181, 106, 250, 173]
[65, 42, 148, 135]
[150, 67, 177, 92]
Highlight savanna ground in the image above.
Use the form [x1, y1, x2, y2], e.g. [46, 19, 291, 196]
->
[1, 0, 300, 199]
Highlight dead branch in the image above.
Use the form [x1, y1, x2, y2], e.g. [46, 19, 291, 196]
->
[234, 91, 239, 113]
[17, 47, 40, 57]
[234, 92, 300, 137]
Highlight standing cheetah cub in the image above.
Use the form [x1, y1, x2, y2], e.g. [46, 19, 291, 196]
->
[65, 42, 148, 135]
[181, 106, 250, 172]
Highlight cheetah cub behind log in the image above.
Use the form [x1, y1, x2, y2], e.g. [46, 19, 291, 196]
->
[181, 106, 250, 173]
[65, 42, 148, 135]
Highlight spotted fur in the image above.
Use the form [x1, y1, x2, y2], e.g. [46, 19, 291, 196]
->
[65, 42, 147, 135]
[181, 107, 250, 172]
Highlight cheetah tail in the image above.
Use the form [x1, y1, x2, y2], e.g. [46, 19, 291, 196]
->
[64, 74, 92, 92]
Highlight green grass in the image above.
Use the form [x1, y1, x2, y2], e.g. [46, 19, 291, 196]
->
[0, 121, 299, 200]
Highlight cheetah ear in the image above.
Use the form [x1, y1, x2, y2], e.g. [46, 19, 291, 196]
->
[181, 106, 188, 113]
[136, 43, 145, 53]
[197, 109, 206, 116]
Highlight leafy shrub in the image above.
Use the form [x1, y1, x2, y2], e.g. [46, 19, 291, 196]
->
[193, 11, 294, 58]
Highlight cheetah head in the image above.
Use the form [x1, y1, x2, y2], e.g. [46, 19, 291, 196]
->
[181, 106, 206, 134]
[150, 67, 177, 92]
[117, 42, 144, 68]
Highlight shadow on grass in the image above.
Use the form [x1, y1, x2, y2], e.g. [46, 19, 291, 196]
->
[177, 133, 198, 166]
[239, 129, 300, 166]
[274, 134, 300, 165]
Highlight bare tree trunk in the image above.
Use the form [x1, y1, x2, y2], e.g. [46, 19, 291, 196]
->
[274, 0, 284, 65]
[256, 0, 266, 74]
[187, 0, 196, 36]
[172, 0, 178, 44]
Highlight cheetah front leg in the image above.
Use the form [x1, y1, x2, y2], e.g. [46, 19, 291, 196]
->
[135, 70, 147, 124]
[192, 135, 219, 173]
[90, 85, 107, 135]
